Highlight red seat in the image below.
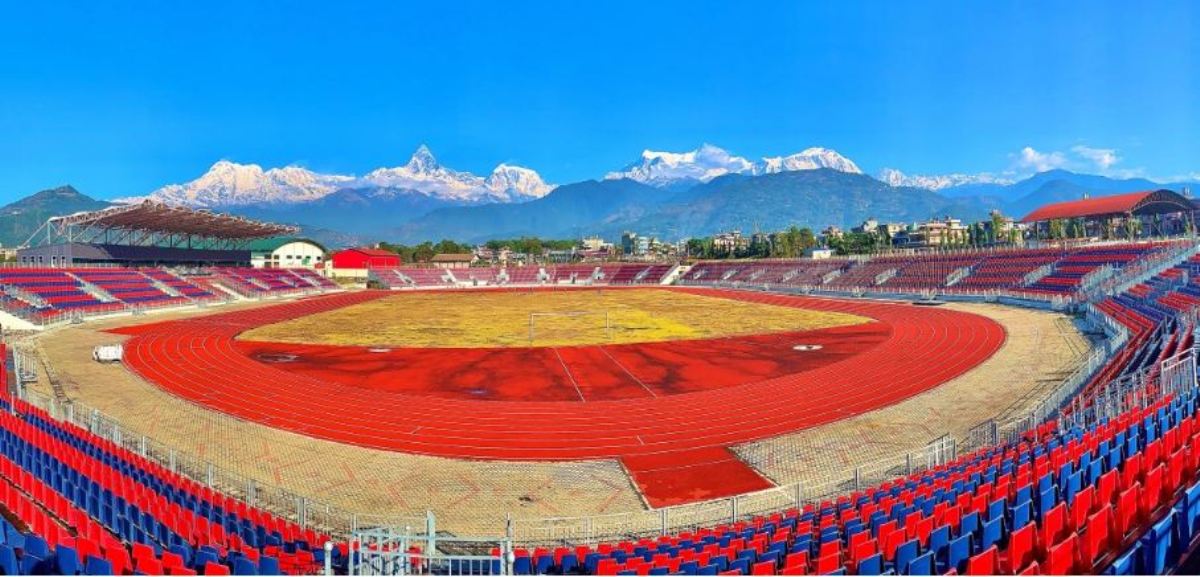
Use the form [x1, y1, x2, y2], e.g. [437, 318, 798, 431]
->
[1002, 523, 1035, 574]
[783, 551, 808, 574]
[1081, 505, 1115, 571]
[1097, 469, 1118, 508]
[1116, 483, 1141, 537]
[161, 551, 185, 571]
[136, 557, 165, 575]
[1046, 533, 1081, 575]
[1142, 465, 1166, 516]
[814, 552, 841, 575]
[965, 545, 998, 575]
[752, 560, 776, 575]
[1039, 502, 1067, 555]
[1071, 486, 1095, 532]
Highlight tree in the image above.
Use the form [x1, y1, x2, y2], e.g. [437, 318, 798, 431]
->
[989, 212, 1006, 244]
[1048, 219, 1066, 240]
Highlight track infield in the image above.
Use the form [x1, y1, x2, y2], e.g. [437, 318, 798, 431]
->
[110, 287, 1007, 506]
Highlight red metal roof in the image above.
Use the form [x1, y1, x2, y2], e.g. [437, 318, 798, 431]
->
[1021, 190, 1157, 223]
[338, 247, 397, 258]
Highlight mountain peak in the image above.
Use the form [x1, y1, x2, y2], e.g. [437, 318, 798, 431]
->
[611, 144, 860, 187]
[485, 163, 555, 200]
[405, 145, 440, 173]
[877, 168, 1012, 190]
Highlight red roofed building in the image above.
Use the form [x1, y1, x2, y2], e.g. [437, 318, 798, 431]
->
[1020, 189, 1195, 239]
[331, 247, 401, 271]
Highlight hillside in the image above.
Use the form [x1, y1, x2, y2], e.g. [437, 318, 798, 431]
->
[609, 169, 994, 239]
[391, 179, 676, 244]
[0, 186, 112, 247]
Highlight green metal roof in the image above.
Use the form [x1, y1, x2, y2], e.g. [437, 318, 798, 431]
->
[246, 237, 327, 254]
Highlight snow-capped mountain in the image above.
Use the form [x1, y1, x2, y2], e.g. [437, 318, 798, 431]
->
[605, 144, 861, 188]
[755, 148, 862, 175]
[144, 161, 354, 207]
[877, 168, 1012, 191]
[485, 164, 555, 202]
[605, 144, 756, 188]
[142, 146, 555, 208]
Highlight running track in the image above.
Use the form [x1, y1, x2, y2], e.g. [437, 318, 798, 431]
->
[112, 288, 1005, 506]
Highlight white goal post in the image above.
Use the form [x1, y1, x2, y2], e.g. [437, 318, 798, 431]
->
[528, 310, 612, 343]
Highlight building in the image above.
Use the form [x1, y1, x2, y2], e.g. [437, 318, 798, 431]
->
[328, 247, 401, 280]
[430, 253, 475, 269]
[331, 247, 401, 270]
[247, 237, 327, 269]
[712, 230, 748, 253]
[621, 232, 639, 255]
[581, 236, 611, 251]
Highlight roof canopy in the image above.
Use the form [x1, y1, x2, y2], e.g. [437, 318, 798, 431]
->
[28, 200, 299, 249]
[1021, 189, 1194, 223]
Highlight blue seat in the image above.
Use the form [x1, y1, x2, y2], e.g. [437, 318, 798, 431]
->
[57, 546, 81, 575]
[1107, 542, 1141, 574]
[534, 554, 553, 574]
[928, 525, 950, 559]
[943, 535, 971, 574]
[980, 517, 1003, 552]
[987, 498, 1006, 523]
[1178, 481, 1200, 545]
[905, 551, 934, 575]
[23, 534, 50, 559]
[20, 553, 44, 575]
[1010, 501, 1033, 530]
[858, 553, 883, 575]
[85, 556, 114, 576]
[648, 567, 668, 575]
[1139, 511, 1176, 574]
[894, 539, 919, 574]
[233, 557, 259, 575]
[258, 556, 281, 575]
[559, 553, 577, 574]
[959, 511, 979, 538]
[1037, 487, 1056, 519]
[697, 564, 718, 576]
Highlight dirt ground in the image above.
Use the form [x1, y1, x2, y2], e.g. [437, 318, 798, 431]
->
[237, 289, 868, 348]
[30, 296, 1088, 537]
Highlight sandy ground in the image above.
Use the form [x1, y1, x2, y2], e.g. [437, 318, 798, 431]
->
[30, 296, 1087, 538]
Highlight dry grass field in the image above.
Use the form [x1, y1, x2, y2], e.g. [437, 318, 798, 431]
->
[237, 288, 870, 348]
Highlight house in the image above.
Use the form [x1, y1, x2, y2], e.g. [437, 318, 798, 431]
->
[430, 253, 475, 269]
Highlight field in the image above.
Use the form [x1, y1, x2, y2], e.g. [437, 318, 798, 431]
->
[237, 288, 870, 348]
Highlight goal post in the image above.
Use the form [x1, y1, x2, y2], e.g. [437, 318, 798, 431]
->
[528, 310, 612, 344]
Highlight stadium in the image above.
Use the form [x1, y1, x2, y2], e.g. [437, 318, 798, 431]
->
[0, 190, 1196, 577]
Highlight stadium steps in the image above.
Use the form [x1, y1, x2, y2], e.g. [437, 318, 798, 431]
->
[140, 272, 184, 298]
[63, 273, 118, 304]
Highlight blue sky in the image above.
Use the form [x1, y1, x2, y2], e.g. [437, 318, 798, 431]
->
[0, 1, 1197, 202]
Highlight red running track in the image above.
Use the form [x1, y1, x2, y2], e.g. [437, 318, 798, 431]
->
[113, 288, 1005, 462]
[233, 322, 892, 402]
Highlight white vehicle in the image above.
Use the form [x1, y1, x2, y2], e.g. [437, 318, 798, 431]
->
[92, 344, 124, 364]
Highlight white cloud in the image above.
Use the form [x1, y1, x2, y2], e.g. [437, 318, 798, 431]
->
[1014, 146, 1069, 172]
[1071, 145, 1120, 171]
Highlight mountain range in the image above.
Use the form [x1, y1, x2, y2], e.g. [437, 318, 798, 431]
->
[3, 144, 1197, 248]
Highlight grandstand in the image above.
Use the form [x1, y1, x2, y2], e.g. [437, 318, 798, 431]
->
[6, 190, 1200, 574]
[368, 263, 674, 289]
[7, 237, 1200, 575]
[0, 203, 336, 326]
